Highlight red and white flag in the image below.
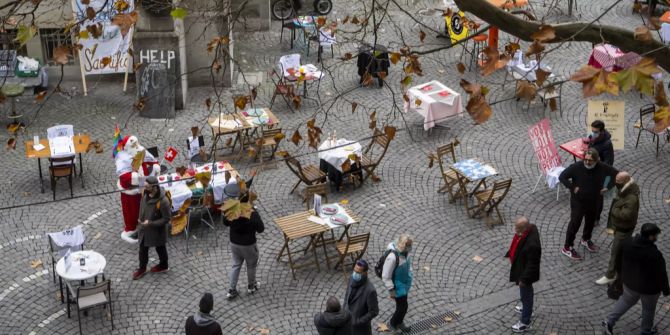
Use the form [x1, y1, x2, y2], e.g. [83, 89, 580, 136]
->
[164, 146, 178, 163]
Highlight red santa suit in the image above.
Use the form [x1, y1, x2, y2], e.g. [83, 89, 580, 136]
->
[115, 136, 160, 243]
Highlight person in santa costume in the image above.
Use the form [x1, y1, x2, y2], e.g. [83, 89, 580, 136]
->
[115, 135, 161, 243]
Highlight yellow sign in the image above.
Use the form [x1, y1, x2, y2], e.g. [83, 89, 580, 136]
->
[446, 11, 469, 44]
[587, 100, 625, 150]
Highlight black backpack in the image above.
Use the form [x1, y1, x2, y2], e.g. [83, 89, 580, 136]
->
[374, 249, 399, 278]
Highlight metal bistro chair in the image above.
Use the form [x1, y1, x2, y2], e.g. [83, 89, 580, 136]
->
[49, 155, 76, 200]
[269, 69, 296, 112]
[636, 104, 670, 157]
[67, 280, 114, 335]
[185, 194, 218, 253]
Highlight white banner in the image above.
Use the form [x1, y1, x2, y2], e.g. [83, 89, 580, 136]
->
[72, 0, 134, 75]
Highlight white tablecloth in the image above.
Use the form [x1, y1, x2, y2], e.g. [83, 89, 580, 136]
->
[159, 161, 236, 210]
[318, 139, 362, 172]
[404, 80, 463, 130]
[56, 250, 106, 281]
[661, 23, 670, 44]
[511, 61, 554, 82]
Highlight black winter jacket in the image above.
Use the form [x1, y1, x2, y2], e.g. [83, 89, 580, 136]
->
[588, 130, 614, 165]
[559, 161, 618, 204]
[506, 224, 542, 285]
[314, 309, 352, 335]
[223, 210, 264, 246]
[618, 235, 670, 296]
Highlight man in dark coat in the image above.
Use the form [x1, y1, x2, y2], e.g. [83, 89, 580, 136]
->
[343, 260, 379, 335]
[132, 176, 171, 280]
[314, 296, 352, 335]
[505, 217, 541, 333]
[602, 223, 670, 335]
[559, 148, 618, 260]
[596, 171, 640, 285]
[185, 293, 223, 335]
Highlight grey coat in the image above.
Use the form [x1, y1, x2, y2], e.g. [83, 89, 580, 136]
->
[343, 278, 379, 335]
[138, 187, 171, 247]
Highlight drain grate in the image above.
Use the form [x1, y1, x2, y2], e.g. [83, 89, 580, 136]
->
[405, 310, 461, 334]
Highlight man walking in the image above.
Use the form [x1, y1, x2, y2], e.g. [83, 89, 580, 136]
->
[559, 148, 618, 260]
[382, 234, 414, 334]
[602, 223, 669, 335]
[596, 171, 640, 285]
[223, 183, 264, 300]
[314, 296, 352, 335]
[505, 217, 541, 333]
[185, 292, 223, 335]
[343, 260, 379, 335]
[132, 176, 170, 280]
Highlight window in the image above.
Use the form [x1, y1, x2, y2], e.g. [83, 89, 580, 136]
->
[39, 28, 76, 65]
[0, 30, 28, 55]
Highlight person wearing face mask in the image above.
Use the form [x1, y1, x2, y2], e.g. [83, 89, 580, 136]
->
[505, 217, 541, 333]
[343, 260, 379, 335]
[587, 120, 615, 226]
[596, 172, 640, 285]
[381, 234, 414, 334]
[602, 223, 669, 335]
[558, 148, 618, 260]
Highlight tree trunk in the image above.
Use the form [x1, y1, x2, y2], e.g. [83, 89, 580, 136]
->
[454, 0, 670, 72]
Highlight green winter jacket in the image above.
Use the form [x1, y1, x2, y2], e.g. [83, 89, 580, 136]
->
[607, 181, 640, 233]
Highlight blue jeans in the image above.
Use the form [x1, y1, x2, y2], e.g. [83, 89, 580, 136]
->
[520, 283, 534, 325]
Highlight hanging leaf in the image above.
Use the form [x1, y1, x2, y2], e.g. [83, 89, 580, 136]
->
[504, 42, 521, 56]
[234, 96, 248, 110]
[35, 90, 47, 102]
[251, 87, 258, 100]
[428, 153, 436, 168]
[634, 26, 652, 43]
[53, 46, 70, 65]
[535, 68, 551, 87]
[515, 80, 537, 101]
[653, 106, 670, 132]
[170, 7, 188, 20]
[86, 7, 96, 20]
[14, 25, 37, 46]
[340, 53, 353, 61]
[291, 129, 302, 145]
[419, 30, 426, 43]
[292, 95, 301, 109]
[342, 15, 350, 24]
[613, 58, 660, 96]
[415, 99, 422, 107]
[351, 16, 360, 25]
[114, 0, 130, 11]
[383, 126, 396, 141]
[78, 30, 90, 39]
[655, 82, 669, 107]
[273, 132, 285, 142]
[457, 62, 466, 74]
[633, 1, 642, 13]
[389, 52, 401, 65]
[400, 76, 412, 87]
[205, 98, 212, 110]
[30, 260, 43, 269]
[465, 95, 492, 124]
[100, 56, 112, 68]
[112, 11, 139, 37]
[86, 23, 103, 39]
[649, 17, 662, 30]
[459, 79, 483, 97]
[371, 175, 381, 182]
[341, 160, 351, 172]
[351, 102, 358, 114]
[6, 123, 20, 134]
[224, 138, 233, 148]
[549, 98, 558, 111]
[592, 70, 619, 97]
[530, 25, 556, 42]
[480, 47, 502, 76]
[525, 40, 545, 57]
[6, 138, 16, 150]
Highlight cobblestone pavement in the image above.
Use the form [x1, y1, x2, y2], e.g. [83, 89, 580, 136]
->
[2, 0, 670, 334]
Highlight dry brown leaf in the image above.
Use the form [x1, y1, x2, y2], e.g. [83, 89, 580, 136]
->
[525, 40, 545, 57]
[634, 26, 652, 43]
[133, 62, 143, 71]
[205, 98, 212, 110]
[340, 52, 353, 61]
[653, 106, 670, 132]
[419, 30, 426, 43]
[6, 138, 16, 150]
[316, 16, 326, 27]
[649, 17, 662, 30]
[224, 138, 233, 148]
[234, 96, 248, 110]
[530, 25, 556, 42]
[100, 56, 112, 68]
[342, 15, 349, 24]
[457, 62, 466, 74]
[415, 99, 422, 107]
[515, 80, 537, 101]
[86, 7, 96, 20]
[371, 175, 381, 182]
[351, 16, 360, 25]
[257, 327, 270, 335]
[361, 72, 374, 86]
[473, 255, 483, 263]
[459, 79, 482, 96]
[655, 82, 669, 107]
[389, 52, 401, 65]
[535, 68, 551, 87]
[422, 266, 430, 272]
[351, 101, 358, 114]
[633, 1, 642, 13]
[428, 153, 436, 168]
[383, 125, 396, 141]
[35, 90, 47, 102]
[291, 129, 302, 145]
[53, 46, 70, 65]
[114, 0, 130, 11]
[292, 95, 301, 109]
[504, 42, 521, 56]
[445, 315, 453, 322]
[94, 232, 102, 239]
[465, 95, 492, 124]
[376, 323, 390, 332]
[111, 11, 139, 37]
[30, 259, 43, 269]
[549, 98, 558, 112]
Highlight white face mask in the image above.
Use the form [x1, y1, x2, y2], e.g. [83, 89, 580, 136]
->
[584, 161, 596, 169]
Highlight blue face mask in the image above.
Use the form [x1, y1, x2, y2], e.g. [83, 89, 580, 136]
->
[351, 272, 363, 282]
[591, 131, 600, 138]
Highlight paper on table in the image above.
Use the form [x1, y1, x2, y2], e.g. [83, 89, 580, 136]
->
[483, 165, 497, 175]
[308, 215, 326, 225]
[33, 143, 45, 151]
[49, 136, 74, 156]
[215, 119, 243, 130]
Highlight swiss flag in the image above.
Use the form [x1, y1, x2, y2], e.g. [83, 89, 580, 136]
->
[164, 146, 178, 163]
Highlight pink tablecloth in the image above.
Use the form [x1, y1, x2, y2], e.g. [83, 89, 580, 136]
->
[587, 44, 640, 71]
[404, 80, 463, 130]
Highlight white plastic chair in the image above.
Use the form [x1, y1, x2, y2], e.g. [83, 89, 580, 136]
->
[278, 54, 301, 78]
[532, 165, 566, 201]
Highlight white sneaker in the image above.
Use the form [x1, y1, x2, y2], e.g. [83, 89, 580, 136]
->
[512, 321, 531, 333]
[595, 276, 615, 285]
[515, 304, 523, 314]
[121, 231, 138, 243]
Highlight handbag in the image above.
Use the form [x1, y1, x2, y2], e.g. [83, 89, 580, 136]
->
[607, 279, 623, 300]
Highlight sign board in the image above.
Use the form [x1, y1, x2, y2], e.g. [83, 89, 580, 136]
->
[72, 0, 134, 75]
[587, 100, 625, 150]
[446, 11, 469, 44]
[528, 118, 561, 174]
[135, 49, 177, 118]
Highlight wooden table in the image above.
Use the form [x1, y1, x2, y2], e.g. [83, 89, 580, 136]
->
[450, 158, 498, 217]
[275, 207, 360, 279]
[25, 134, 90, 193]
[208, 109, 280, 158]
[559, 138, 587, 162]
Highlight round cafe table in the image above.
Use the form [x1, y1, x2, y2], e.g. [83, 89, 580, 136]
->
[56, 250, 106, 282]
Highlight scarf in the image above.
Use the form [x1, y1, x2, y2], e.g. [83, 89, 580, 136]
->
[508, 229, 529, 263]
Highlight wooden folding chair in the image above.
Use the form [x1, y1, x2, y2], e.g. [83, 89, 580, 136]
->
[436, 140, 461, 201]
[303, 182, 329, 209]
[360, 129, 391, 182]
[269, 69, 296, 112]
[469, 178, 513, 228]
[334, 232, 370, 280]
[284, 154, 327, 194]
[255, 128, 283, 161]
